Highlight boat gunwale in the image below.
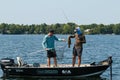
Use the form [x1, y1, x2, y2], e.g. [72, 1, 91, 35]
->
[5, 63, 110, 69]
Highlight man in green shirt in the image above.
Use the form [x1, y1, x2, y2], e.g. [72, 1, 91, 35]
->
[42, 30, 65, 67]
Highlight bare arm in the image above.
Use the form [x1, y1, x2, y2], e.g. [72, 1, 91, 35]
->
[81, 35, 86, 43]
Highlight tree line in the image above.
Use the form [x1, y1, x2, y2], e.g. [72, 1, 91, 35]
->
[0, 23, 120, 35]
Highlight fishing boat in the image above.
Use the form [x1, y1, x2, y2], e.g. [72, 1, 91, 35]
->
[0, 56, 112, 78]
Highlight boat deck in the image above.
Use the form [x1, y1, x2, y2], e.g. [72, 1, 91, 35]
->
[5, 64, 92, 68]
[5, 63, 107, 68]
[5, 61, 109, 68]
[40, 64, 91, 68]
[32, 61, 109, 68]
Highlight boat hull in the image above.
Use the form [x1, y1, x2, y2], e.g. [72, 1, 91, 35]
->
[3, 65, 109, 78]
[0, 56, 112, 78]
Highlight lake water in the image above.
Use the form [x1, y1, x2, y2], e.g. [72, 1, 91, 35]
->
[0, 35, 120, 80]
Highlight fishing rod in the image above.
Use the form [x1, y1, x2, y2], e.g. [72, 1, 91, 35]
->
[28, 10, 69, 59]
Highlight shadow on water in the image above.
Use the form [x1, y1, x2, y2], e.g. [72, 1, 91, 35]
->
[0, 76, 109, 80]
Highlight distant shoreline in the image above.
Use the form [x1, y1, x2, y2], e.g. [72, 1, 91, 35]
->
[0, 23, 120, 35]
[0, 33, 119, 35]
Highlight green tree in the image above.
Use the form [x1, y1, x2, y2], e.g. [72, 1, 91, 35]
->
[113, 24, 120, 35]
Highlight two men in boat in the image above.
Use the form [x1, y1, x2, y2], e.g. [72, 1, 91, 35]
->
[42, 30, 65, 67]
[68, 27, 86, 67]
[42, 27, 86, 67]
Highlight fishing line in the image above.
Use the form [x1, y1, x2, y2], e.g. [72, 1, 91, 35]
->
[28, 42, 67, 55]
[62, 9, 69, 22]
[29, 50, 45, 55]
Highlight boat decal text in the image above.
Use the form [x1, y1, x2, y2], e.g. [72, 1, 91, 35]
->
[62, 70, 71, 74]
[37, 70, 58, 74]
[16, 69, 24, 72]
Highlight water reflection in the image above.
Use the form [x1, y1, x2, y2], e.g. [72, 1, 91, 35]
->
[0, 77, 109, 80]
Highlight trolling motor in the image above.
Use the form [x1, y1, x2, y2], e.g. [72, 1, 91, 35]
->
[109, 56, 113, 80]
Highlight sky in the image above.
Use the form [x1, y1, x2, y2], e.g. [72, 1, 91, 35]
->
[0, 0, 120, 25]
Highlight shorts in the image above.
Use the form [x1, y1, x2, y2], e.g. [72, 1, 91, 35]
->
[47, 49, 57, 58]
[73, 47, 83, 57]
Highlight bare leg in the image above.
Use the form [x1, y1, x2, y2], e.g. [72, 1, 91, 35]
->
[78, 56, 81, 67]
[72, 55, 76, 67]
[47, 58, 50, 67]
[53, 57, 57, 67]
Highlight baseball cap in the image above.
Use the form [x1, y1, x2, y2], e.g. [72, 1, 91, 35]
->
[49, 30, 54, 33]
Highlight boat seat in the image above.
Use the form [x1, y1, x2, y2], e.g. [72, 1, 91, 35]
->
[90, 62, 96, 65]
[33, 63, 40, 67]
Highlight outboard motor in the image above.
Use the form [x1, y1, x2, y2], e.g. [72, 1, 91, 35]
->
[17, 57, 23, 67]
[0, 58, 14, 71]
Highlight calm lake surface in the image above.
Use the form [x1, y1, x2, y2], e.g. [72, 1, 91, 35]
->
[0, 35, 120, 80]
